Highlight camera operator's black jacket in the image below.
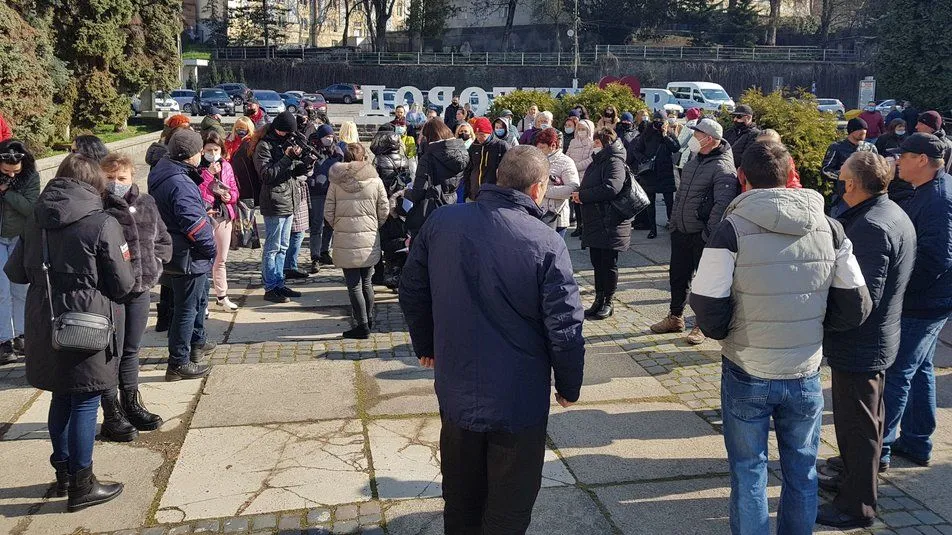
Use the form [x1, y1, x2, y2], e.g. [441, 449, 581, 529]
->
[1, 164, 40, 239]
[254, 128, 306, 217]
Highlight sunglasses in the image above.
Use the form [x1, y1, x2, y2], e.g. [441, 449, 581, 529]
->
[0, 152, 25, 163]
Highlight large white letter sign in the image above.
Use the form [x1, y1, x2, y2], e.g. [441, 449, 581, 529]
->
[362, 85, 387, 116]
[427, 86, 455, 110]
[394, 86, 425, 108]
[459, 86, 489, 115]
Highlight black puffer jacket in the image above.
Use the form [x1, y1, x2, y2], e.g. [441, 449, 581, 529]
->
[406, 138, 469, 232]
[670, 141, 738, 240]
[631, 128, 680, 194]
[824, 194, 917, 372]
[723, 122, 761, 166]
[578, 139, 632, 251]
[231, 138, 261, 204]
[463, 136, 508, 201]
[371, 132, 410, 194]
[103, 184, 173, 293]
[254, 128, 307, 217]
[5, 178, 135, 394]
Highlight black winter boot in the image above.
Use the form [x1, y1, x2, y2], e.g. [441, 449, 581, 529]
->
[99, 395, 138, 442]
[593, 294, 614, 320]
[67, 464, 123, 512]
[343, 324, 370, 340]
[584, 293, 605, 318]
[121, 389, 163, 431]
[50, 456, 68, 497]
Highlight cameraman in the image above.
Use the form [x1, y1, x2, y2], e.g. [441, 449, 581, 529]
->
[254, 111, 308, 303]
[0, 140, 40, 364]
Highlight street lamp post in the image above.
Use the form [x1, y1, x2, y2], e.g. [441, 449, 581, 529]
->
[572, 0, 579, 89]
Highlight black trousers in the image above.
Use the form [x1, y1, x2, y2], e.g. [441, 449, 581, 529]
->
[343, 267, 374, 326]
[589, 248, 619, 297]
[102, 291, 151, 401]
[156, 284, 173, 326]
[440, 417, 547, 535]
[669, 230, 706, 316]
[646, 192, 674, 230]
[832, 369, 885, 520]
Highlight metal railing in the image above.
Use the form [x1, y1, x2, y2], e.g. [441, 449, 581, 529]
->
[213, 45, 861, 64]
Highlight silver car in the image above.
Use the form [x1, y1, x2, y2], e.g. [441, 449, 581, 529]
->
[170, 89, 196, 113]
[252, 90, 286, 116]
[817, 98, 845, 119]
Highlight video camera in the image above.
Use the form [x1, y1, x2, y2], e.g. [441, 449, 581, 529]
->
[283, 131, 321, 168]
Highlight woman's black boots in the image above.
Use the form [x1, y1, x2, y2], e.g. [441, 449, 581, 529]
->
[50, 456, 68, 497]
[67, 463, 123, 512]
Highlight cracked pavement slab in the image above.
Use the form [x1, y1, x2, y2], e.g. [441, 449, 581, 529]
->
[158, 420, 371, 521]
[358, 358, 438, 417]
[190, 362, 358, 427]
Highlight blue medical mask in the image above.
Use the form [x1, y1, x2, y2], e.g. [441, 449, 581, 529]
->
[495, 128, 506, 137]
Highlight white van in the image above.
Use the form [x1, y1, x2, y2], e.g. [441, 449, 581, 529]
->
[640, 88, 685, 116]
[666, 82, 736, 113]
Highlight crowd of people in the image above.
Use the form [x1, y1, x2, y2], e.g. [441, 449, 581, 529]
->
[0, 94, 950, 535]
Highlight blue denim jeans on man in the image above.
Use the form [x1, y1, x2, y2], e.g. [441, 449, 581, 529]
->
[49, 391, 101, 473]
[0, 236, 27, 342]
[285, 231, 305, 271]
[262, 215, 293, 291]
[881, 315, 948, 464]
[721, 358, 823, 535]
[168, 273, 208, 367]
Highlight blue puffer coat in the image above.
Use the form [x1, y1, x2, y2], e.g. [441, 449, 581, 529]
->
[148, 157, 217, 275]
[399, 184, 585, 433]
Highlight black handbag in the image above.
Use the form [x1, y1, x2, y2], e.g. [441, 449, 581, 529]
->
[232, 201, 261, 250]
[607, 157, 651, 225]
[42, 230, 115, 353]
[635, 144, 661, 177]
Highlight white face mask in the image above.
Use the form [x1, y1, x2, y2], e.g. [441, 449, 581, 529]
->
[688, 136, 703, 154]
[322, 137, 334, 147]
[107, 181, 132, 197]
[895, 129, 906, 137]
[593, 146, 603, 155]
[204, 151, 221, 163]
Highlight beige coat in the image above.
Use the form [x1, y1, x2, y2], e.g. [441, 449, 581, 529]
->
[324, 160, 389, 269]
[566, 119, 595, 175]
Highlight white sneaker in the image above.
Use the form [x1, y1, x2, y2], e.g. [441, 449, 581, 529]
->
[216, 297, 239, 311]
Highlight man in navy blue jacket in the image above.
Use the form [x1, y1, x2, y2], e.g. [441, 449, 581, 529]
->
[882, 133, 952, 468]
[399, 145, 585, 534]
[148, 129, 217, 381]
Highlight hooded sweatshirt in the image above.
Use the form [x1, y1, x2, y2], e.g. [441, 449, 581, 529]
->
[324, 160, 390, 269]
[690, 188, 872, 379]
[566, 120, 595, 175]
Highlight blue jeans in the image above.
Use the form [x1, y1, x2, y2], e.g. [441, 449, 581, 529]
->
[285, 231, 305, 271]
[168, 273, 208, 366]
[0, 236, 26, 342]
[262, 215, 293, 291]
[49, 391, 101, 473]
[721, 358, 823, 535]
[881, 315, 948, 464]
[308, 194, 333, 260]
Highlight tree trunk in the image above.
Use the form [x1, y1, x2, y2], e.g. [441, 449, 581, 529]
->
[816, 0, 834, 46]
[342, 0, 352, 45]
[310, 0, 317, 46]
[766, 0, 781, 45]
[375, 3, 388, 52]
[502, 0, 517, 52]
[262, 0, 270, 56]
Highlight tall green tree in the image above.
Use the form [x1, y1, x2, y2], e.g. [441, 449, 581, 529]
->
[230, 0, 289, 46]
[406, 0, 450, 51]
[875, 0, 952, 111]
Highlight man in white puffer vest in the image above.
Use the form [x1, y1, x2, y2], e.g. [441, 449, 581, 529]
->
[690, 140, 872, 535]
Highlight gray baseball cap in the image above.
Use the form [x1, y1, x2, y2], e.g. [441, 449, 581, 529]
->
[689, 117, 724, 141]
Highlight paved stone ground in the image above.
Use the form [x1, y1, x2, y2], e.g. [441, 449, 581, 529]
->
[1, 204, 952, 535]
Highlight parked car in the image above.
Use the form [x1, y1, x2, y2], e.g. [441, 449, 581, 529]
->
[191, 88, 236, 117]
[216, 83, 252, 106]
[667, 81, 736, 113]
[153, 91, 181, 112]
[284, 90, 305, 99]
[302, 93, 328, 113]
[817, 98, 846, 119]
[170, 89, 196, 113]
[875, 99, 898, 116]
[278, 93, 302, 113]
[641, 88, 685, 116]
[319, 83, 363, 104]
[251, 90, 286, 116]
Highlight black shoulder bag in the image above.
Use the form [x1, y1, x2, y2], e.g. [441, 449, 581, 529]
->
[607, 156, 651, 225]
[42, 229, 115, 353]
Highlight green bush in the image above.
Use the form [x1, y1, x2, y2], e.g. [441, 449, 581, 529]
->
[489, 90, 560, 128]
[731, 88, 840, 196]
[560, 83, 647, 127]
[0, 4, 59, 153]
[490, 84, 647, 130]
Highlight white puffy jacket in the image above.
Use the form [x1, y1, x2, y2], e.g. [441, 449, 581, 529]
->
[324, 160, 390, 269]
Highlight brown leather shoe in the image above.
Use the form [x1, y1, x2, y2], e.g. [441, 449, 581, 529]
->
[686, 326, 706, 345]
[650, 314, 685, 334]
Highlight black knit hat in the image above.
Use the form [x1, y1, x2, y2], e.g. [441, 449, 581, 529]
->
[272, 111, 298, 133]
[847, 117, 868, 134]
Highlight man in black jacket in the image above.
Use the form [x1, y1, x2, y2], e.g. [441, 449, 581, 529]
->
[463, 117, 508, 201]
[254, 111, 308, 303]
[723, 104, 761, 166]
[443, 95, 463, 132]
[822, 118, 878, 216]
[914, 111, 952, 173]
[817, 152, 916, 530]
